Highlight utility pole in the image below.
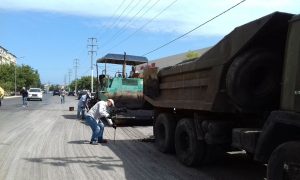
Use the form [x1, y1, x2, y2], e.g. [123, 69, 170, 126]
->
[88, 38, 98, 93]
[68, 69, 72, 92]
[15, 56, 25, 96]
[123, 52, 126, 78]
[73, 59, 79, 94]
[64, 74, 67, 89]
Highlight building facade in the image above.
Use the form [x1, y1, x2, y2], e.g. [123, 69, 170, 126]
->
[0, 46, 16, 65]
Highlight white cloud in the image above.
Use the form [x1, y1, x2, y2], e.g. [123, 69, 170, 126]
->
[1, 0, 299, 36]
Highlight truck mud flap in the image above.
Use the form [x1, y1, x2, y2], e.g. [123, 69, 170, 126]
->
[255, 111, 300, 163]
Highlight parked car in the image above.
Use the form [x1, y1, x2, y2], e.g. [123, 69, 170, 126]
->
[27, 88, 43, 101]
[68, 91, 75, 96]
[53, 89, 60, 96]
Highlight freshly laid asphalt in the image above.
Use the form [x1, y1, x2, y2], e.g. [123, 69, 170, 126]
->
[0, 94, 266, 180]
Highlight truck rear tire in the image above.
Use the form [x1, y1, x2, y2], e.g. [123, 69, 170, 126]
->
[267, 141, 300, 180]
[226, 48, 282, 111]
[175, 118, 204, 166]
[154, 113, 176, 153]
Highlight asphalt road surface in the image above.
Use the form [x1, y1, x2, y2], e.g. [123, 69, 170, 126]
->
[0, 94, 266, 180]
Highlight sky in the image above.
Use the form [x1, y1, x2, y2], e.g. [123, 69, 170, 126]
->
[0, 0, 299, 85]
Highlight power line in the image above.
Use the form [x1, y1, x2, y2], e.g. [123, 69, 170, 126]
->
[94, 0, 127, 38]
[106, 0, 142, 41]
[101, 0, 137, 45]
[107, 0, 134, 30]
[70, 1, 127, 83]
[101, 0, 152, 49]
[110, 0, 128, 21]
[105, 0, 177, 53]
[142, 0, 246, 56]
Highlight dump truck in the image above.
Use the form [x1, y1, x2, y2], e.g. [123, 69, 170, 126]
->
[144, 12, 300, 179]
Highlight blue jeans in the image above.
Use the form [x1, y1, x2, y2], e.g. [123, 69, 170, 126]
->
[77, 105, 85, 119]
[85, 116, 104, 142]
[22, 97, 28, 106]
[61, 95, 65, 104]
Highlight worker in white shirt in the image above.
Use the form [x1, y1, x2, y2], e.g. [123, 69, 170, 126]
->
[85, 99, 116, 144]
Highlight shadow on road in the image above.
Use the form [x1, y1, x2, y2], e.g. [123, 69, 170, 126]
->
[68, 140, 90, 144]
[23, 138, 266, 180]
[62, 114, 77, 119]
[23, 155, 122, 170]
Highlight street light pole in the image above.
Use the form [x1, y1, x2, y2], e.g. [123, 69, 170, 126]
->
[14, 65, 16, 96]
[88, 38, 97, 93]
[15, 56, 24, 96]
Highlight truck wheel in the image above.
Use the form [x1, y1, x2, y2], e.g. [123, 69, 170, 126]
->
[175, 118, 204, 166]
[226, 48, 282, 111]
[154, 113, 176, 153]
[267, 141, 300, 180]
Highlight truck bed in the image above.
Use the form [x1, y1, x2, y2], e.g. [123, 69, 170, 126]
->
[144, 12, 293, 113]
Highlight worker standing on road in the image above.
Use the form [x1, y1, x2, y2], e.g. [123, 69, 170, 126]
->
[60, 88, 66, 104]
[20, 87, 28, 107]
[85, 99, 116, 145]
[77, 91, 91, 119]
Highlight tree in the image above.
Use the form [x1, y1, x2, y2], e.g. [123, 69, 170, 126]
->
[0, 63, 41, 94]
[0, 64, 14, 93]
[49, 84, 60, 91]
[185, 51, 199, 59]
[69, 76, 97, 92]
[17, 64, 41, 90]
[179, 51, 200, 64]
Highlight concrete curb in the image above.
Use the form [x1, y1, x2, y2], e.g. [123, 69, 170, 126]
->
[4, 96, 21, 99]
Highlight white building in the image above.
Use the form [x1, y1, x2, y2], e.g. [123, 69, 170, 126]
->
[0, 46, 16, 65]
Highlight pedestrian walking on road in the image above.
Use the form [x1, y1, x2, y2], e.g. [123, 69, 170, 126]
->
[77, 91, 91, 119]
[85, 99, 116, 145]
[20, 87, 28, 107]
[60, 89, 66, 104]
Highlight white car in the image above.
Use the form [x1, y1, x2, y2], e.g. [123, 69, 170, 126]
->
[27, 88, 43, 101]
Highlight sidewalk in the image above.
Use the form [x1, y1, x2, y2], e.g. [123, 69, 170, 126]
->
[4, 95, 21, 99]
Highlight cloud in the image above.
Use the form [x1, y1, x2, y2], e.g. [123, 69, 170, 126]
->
[1, 0, 299, 36]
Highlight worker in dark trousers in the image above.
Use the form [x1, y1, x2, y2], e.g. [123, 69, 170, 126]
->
[20, 87, 28, 107]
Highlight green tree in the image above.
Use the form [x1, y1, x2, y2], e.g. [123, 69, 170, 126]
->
[17, 65, 41, 90]
[69, 76, 97, 92]
[49, 84, 60, 91]
[185, 51, 199, 59]
[0, 64, 15, 93]
[179, 51, 200, 64]
[0, 63, 41, 94]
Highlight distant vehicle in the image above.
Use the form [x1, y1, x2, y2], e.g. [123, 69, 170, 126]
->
[27, 88, 43, 101]
[68, 91, 75, 96]
[53, 89, 60, 96]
